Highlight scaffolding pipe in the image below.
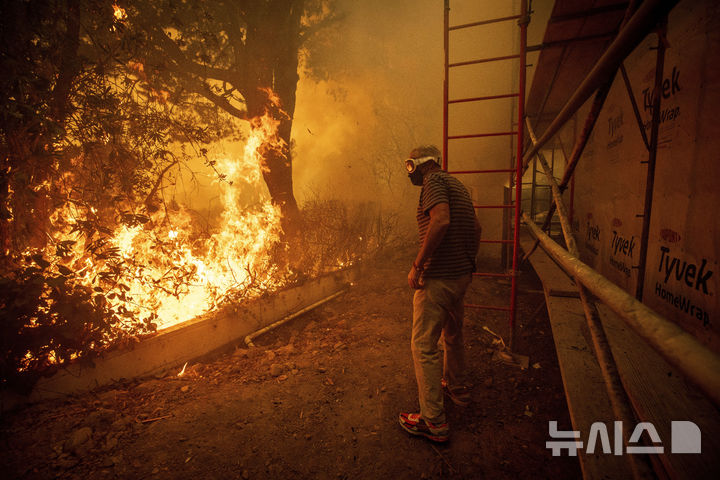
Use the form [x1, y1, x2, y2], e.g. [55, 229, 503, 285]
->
[635, 22, 666, 301]
[556, 135, 575, 224]
[449, 93, 519, 104]
[619, 64, 651, 151]
[450, 54, 520, 68]
[523, 215, 720, 407]
[509, 0, 529, 349]
[525, 77, 613, 189]
[574, 290, 654, 479]
[536, 0, 642, 188]
[526, 119, 576, 252]
[530, 156, 537, 220]
[522, 78, 612, 259]
[526, 120, 653, 479]
[522, 0, 679, 169]
[449, 14, 521, 31]
[442, 0, 450, 170]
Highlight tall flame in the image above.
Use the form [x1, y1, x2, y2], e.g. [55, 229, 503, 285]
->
[41, 113, 288, 334]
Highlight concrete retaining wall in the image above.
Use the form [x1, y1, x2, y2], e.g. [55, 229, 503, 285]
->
[5, 267, 358, 407]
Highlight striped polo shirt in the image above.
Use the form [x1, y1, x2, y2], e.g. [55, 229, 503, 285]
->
[417, 170, 477, 278]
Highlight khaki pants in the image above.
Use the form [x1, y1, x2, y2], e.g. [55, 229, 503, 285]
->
[411, 274, 472, 424]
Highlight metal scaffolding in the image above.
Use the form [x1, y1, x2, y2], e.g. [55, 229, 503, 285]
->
[443, 0, 528, 349]
[521, 0, 720, 413]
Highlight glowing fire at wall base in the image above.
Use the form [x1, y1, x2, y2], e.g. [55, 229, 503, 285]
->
[39, 113, 290, 336]
[9, 268, 358, 407]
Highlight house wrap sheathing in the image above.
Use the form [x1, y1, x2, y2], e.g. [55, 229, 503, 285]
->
[533, 0, 720, 351]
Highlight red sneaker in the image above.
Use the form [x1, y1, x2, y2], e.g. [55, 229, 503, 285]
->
[441, 378, 471, 407]
[398, 412, 449, 442]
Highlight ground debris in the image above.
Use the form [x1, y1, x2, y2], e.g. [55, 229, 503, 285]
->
[276, 343, 296, 355]
[269, 363, 284, 376]
[64, 426, 93, 456]
[110, 415, 133, 431]
[105, 438, 118, 454]
[233, 348, 249, 358]
[1, 253, 579, 479]
[82, 407, 116, 429]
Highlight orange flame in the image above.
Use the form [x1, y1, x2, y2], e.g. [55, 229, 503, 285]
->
[112, 4, 127, 22]
[38, 112, 289, 335]
[113, 3, 127, 22]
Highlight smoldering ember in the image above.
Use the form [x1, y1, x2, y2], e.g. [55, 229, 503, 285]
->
[1, 1, 719, 479]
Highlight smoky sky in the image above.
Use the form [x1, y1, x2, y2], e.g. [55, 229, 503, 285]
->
[292, 0, 550, 237]
[170, 1, 551, 237]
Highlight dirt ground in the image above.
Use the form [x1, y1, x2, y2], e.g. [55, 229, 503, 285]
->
[1, 249, 582, 479]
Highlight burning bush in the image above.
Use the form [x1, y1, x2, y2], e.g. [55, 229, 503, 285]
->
[0, 257, 121, 393]
[0, 124, 291, 391]
[0, 0, 362, 393]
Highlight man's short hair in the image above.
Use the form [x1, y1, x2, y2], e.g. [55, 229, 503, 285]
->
[409, 145, 441, 162]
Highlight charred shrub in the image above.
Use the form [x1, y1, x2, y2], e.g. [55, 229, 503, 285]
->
[297, 197, 399, 275]
[0, 257, 118, 393]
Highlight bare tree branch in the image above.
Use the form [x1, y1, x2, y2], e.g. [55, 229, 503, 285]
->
[137, 66, 246, 120]
[148, 24, 239, 85]
[144, 159, 178, 208]
[179, 73, 248, 120]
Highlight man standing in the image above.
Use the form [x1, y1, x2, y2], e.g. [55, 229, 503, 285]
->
[398, 145, 481, 443]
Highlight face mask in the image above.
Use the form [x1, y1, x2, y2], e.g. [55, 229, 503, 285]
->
[408, 169, 424, 186]
[405, 155, 438, 187]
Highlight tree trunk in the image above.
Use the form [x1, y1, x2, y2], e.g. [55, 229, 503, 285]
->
[243, 0, 305, 239]
[140, 0, 308, 239]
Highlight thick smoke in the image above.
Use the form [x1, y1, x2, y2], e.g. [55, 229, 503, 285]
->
[292, 0, 550, 246]
[292, 0, 444, 234]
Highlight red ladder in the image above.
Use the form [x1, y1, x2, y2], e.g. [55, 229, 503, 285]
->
[443, 0, 529, 348]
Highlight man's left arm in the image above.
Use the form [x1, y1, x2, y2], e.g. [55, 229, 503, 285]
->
[408, 202, 450, 289]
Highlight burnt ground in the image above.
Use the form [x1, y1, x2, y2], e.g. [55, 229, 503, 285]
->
[1, 249, 581, 480]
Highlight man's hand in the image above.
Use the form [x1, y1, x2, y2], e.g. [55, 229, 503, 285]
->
[409, 203, 449, 290]
[408, 264, 423, 289]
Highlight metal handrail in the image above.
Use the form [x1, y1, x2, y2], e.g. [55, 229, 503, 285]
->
[522, 0, 679, 169]
[524, 217, 720, 407]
